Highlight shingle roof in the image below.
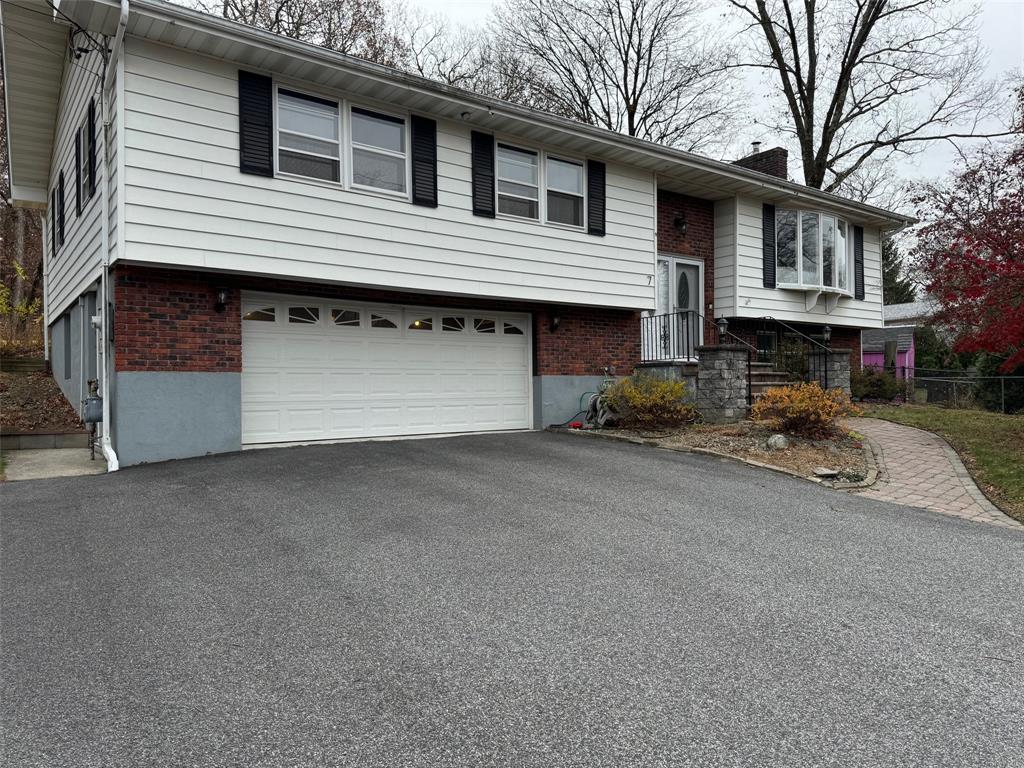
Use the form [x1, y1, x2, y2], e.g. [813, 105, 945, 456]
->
[883, 300, 937, 325]
[862, 327, 915, 353]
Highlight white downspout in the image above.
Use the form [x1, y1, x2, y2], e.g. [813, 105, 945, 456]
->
[97, 0, 128, 472]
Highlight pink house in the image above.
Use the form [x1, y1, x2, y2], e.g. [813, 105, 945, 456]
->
[861, 327, 916, 378]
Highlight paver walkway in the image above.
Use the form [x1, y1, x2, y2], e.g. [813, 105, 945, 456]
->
[848, 417, 1020, 529]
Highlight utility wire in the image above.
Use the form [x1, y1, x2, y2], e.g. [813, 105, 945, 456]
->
[0, 23, 103, 80]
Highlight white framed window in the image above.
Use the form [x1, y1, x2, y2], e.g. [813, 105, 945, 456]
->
[277, 88, 341, 182]
[496, 143, 539, 219]
[776, 208, 852, 292]
[349, 106, 407, 195]
[545, 155, 584, 227]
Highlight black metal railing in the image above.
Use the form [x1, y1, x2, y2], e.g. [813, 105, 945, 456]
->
[755, 316, 833, 389]
[641, 310, 702, 362]
[640, 310, 758, 405]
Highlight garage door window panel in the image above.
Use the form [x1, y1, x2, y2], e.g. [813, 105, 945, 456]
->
[474, 318, 496, 333]
[331, 308, 361, 327]
[503, 321, 525, 335]
[289, 306, 320, 324]
[408, 316, 434, 331]
[243, 306, 276, 322]
[371, 312, 399, 329]
[442, 316, 466, 332]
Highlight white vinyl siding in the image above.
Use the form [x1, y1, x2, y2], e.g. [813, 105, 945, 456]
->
[713, 198, 736, 317]
[121, 39, 656, 310]
[729, 196, 883, 328]
[47, 48, 107, 320]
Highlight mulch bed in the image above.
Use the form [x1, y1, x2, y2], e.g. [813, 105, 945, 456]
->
[592, 421, 869, 483]
[0, 371, 84, 433]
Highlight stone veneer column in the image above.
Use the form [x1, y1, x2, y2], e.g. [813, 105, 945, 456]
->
[808, 348, 852, 394]
[696, 345, 750, 424]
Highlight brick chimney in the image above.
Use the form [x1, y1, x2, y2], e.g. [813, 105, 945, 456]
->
[732, 143, 789, 180]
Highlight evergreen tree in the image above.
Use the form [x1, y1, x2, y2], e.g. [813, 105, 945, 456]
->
[881, 234, 916, 305]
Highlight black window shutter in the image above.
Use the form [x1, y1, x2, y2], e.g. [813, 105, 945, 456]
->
[853, 225, 865, 300]
[238, 71, 274, 177]
[470, 131, 495, 218]
[586, 160, 606, 236]
[50, 189, 57, 254]
[57, 171, 66, 247]
[75, 131, 82, 216]
[410, 115, 438, 208]
[86, 98, 97, 197]
[762, 203, 776, 288]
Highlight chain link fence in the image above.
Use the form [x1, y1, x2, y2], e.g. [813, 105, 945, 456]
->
[897, 366, 1024, 414]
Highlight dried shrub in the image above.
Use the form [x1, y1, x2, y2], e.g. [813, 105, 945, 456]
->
[751, 382, 861, 437]
[602, 374, 697, 429]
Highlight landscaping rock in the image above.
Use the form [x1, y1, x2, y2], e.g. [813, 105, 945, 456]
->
[767, 434, 790, 450]
[813, 467, 840, 478]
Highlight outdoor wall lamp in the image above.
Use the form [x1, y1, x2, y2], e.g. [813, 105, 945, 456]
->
[716, 316, 729, 339]
[549, 313, 561, 333]
[823, 324, 832, 346]
[214, 287, 229, 313]
[673, 214, 687, 236]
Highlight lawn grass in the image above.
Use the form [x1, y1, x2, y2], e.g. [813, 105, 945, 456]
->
[863, 404, 1024, 523]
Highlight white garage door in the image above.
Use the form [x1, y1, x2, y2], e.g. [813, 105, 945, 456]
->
[241, 293, 532, 444]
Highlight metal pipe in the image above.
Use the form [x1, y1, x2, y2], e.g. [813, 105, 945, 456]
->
[97, 0, 129, 472]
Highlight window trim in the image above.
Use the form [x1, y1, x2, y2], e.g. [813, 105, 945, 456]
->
[493, 136, 589, 231]
[346, 103, 410, 199]
[274, 85, 342, 184]
[543, 152, 587, 230]
[495, 140, 541, 221]
[775, 207, 853, 295]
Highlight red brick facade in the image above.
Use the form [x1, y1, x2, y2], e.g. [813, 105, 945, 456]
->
[731, 147, 789, 180]
[657, 190, 715, 319]
[114, 266, 243, 372]
[113, 265, 639, 376]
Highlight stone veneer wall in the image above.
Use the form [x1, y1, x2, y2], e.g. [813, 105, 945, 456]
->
[809, 348, 853, 394]
[695, 345, 750, 423]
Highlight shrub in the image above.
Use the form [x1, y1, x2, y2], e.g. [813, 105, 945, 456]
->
[751, 382, 861, 437]
[851, 366, 901, 401]
[602, 374, 697, 429]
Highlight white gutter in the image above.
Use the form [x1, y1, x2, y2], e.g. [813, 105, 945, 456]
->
[97, 0, 128, 472]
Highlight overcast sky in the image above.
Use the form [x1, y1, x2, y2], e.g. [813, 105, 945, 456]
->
[416, 0, 1024, 186]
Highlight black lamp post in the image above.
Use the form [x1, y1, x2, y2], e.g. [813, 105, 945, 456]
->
[822, 325, 832, 347]
[716, 316, 729, 342]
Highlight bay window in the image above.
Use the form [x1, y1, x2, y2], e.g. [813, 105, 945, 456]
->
[776, 208, 851, 291]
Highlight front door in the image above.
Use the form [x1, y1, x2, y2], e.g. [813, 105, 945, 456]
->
[648, 258, 702, 359]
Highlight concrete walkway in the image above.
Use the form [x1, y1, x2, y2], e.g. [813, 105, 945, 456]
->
[1, 449, 106, 482]
[848, 418, 1020, 529]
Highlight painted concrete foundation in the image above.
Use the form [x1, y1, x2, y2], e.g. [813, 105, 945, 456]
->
[533, 375, 607, 428]
[635, 362, 698, 403]
[113, 372, 241, 465]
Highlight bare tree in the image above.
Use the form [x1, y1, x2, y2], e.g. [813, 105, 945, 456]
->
[0, 66, 45, 349]
[728, 0, 1013, 192]
[192, 0, 407, 65]
[491, 0, 741, 151]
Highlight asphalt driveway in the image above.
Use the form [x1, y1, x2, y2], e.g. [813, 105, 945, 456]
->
[2, 432, 1022, 767]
